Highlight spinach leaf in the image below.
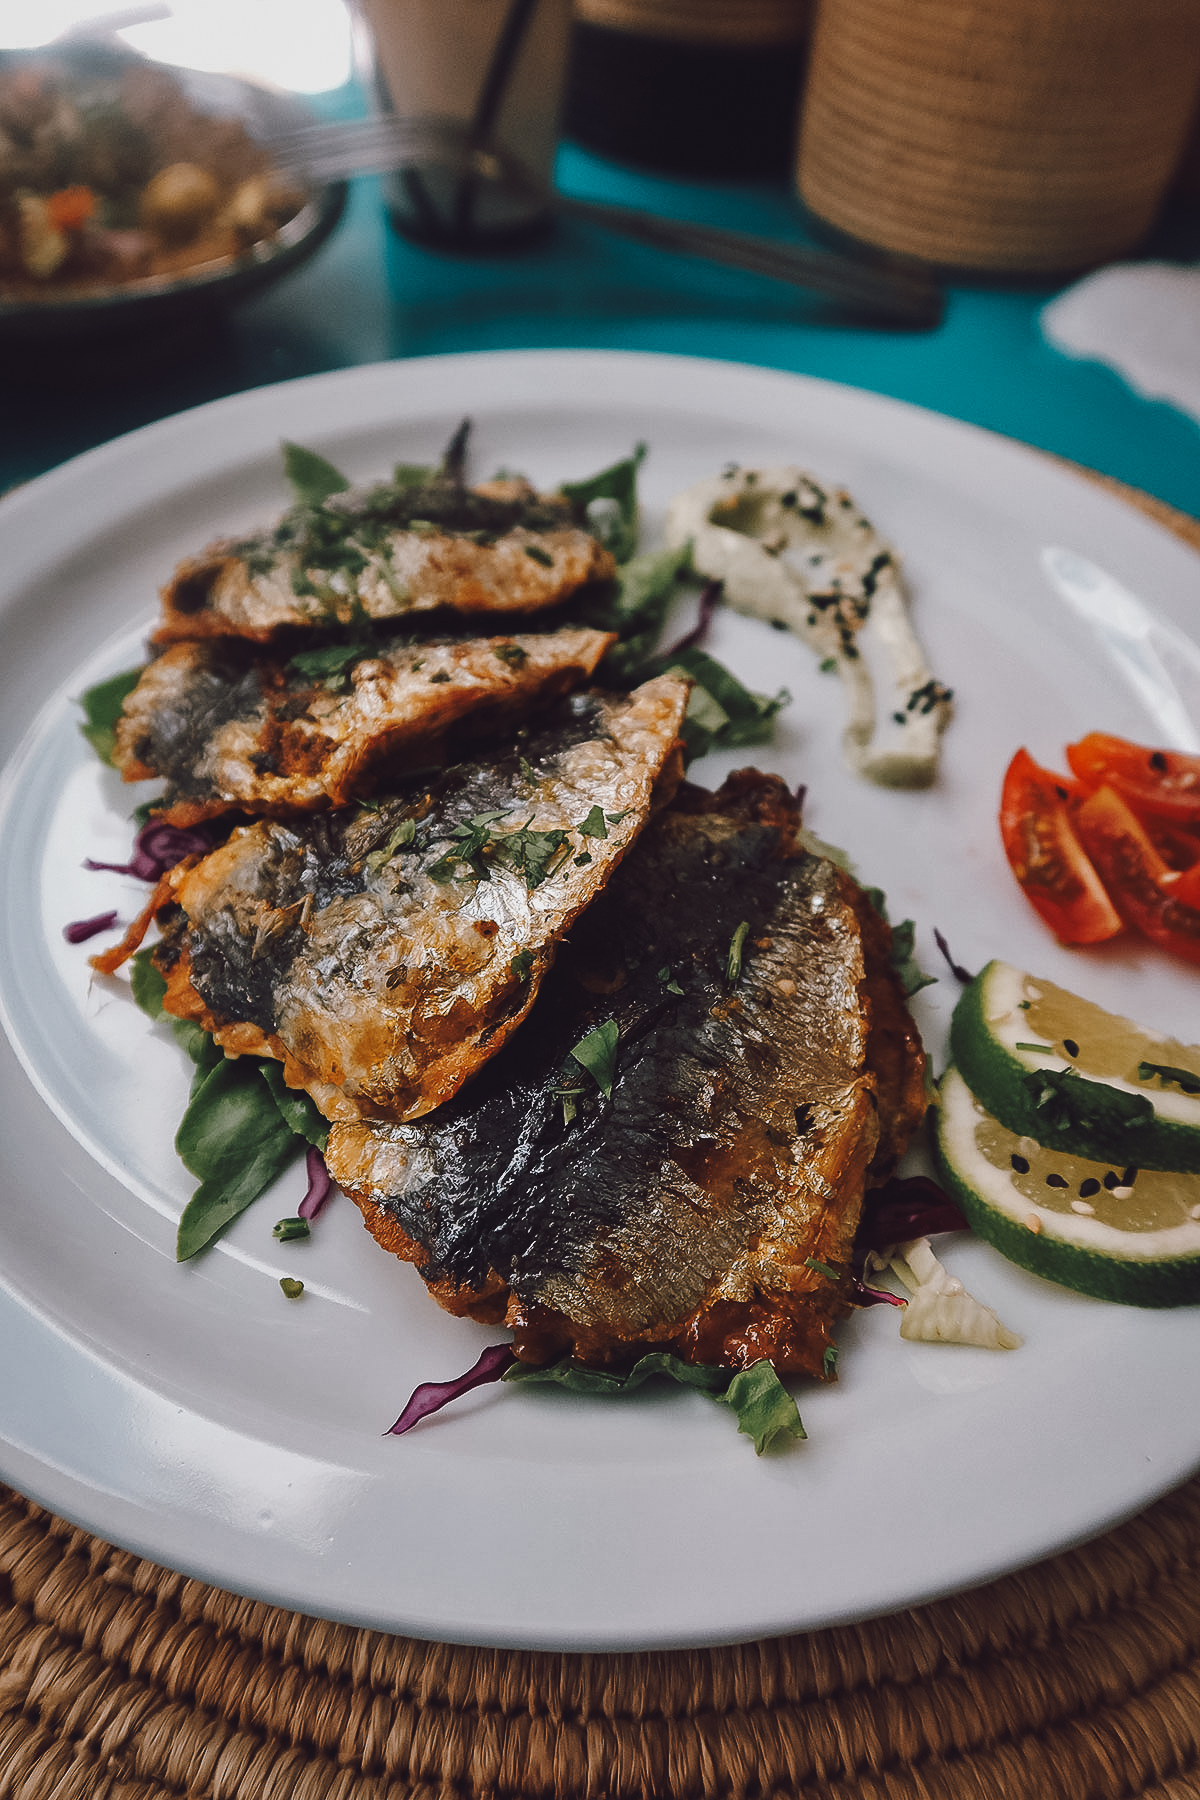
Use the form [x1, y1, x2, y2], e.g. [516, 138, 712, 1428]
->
[175, 1058, 305, 1260]
[259, 1061, 330, 1152]
[78, 667, 143, 766]
[559, 445, 646, 563]
[282, 440, 350, 507]
[129, 946, 166, 1018]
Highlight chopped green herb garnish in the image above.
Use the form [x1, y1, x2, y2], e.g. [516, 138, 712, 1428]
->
[804, 1257, 840, 1281]
[511, 950, 533, 982]
[493, 642, 528, 667]
[823, 1346, 839, 1379]
[524, 544, 554, 567]
[392, 462, 435, 487]
[1137, 1060, 1200, 1095]
[518, 755, 535, 782]
[657, 965, 684, 995]
[282, 441, 350, 507]
[820, 657, 837, 673]
[288, 641, 373, 686]
[577, 805, 608, 840]
[1022, 1067, 1154, 1138]
[605, 809, 633, 825]
[280, 1277, 305, 1299]
[273, 1217, 310, 1242]
[570, 1019, 620, 1098]
[574, 852, 593, 867]
[364, 817, 416, 873]
[726, 920, 750, 984]
[428, 670, 451, 683]
[1016, 1043, 1054, 1055]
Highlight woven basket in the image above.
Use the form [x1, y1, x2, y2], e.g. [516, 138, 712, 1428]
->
[796, 0, 1200, 275]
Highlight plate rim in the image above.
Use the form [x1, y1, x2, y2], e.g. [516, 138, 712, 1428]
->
[2, 347, 1200, 1651]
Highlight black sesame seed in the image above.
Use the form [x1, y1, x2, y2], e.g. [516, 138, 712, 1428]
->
[1103, 1171, 1121, 1189]
[1054, 784, 1069, 801]
[794, 1104, 813, 1134]
[1150, 751, 1168, 772]
[1046, 1173, 1069, 1188]
[1063, 1038, 1079, 1057]
[1122, 1166, 1139, 1186]
[1079, 1178, 1101, 1198]
[1010, 1153, 1030, 1173]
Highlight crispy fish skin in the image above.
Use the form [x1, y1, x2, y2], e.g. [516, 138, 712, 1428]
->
[326, 773, 927, 1378]
[113, 627, 615, 827]
[155, 478, 614, 645]
[157, 675, 689, 1123]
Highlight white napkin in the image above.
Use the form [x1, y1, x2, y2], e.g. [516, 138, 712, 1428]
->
[1041, 263, 1200, 427]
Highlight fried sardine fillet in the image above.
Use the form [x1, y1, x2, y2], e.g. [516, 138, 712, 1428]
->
[113, 627, 615, 827]
[153, 676, 689, 1123]
[156, 476, 614, 645]
[327, 773, 927, 1379]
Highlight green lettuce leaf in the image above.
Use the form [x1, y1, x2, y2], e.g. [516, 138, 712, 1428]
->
[661, 647, 789, 760]
[559, 445, 646, 564]
[282, 440, 350, 507]
[503, 1353, 729, 1397]
[719, 1363, 807, 1453]
[503, 1353, 805, 1453]
[862, 887, 936, 997]
[78, 667, 144, 766]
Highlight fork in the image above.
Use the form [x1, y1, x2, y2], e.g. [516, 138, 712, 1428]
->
[263, 113, 944, 329]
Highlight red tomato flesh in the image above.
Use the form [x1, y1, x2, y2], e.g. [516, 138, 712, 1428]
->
[1072, 783, 1200, 966]
[1066, 733, 1200, 822]
[999, 749, 1123, 944]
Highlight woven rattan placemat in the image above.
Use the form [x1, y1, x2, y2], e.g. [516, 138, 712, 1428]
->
[3, 469, 1199, 1800]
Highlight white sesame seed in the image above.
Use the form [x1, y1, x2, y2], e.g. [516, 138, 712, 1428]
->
[1024, 1212, 1042, 1233]
[1071, 1200, 1095, 1216]
[1111, 1186, 1134, 1200]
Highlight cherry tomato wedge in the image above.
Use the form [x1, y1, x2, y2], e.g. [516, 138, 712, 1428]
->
[1072, 784, 1200, 965]
[999, 749, 1123, 943]
[1066, 733, 1200, 822]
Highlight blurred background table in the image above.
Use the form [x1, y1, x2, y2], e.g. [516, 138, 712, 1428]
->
[4, 71, 1200, 515]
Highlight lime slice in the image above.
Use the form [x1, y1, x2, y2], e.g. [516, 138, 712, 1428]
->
[934, 1067, 1200, 1306]
[949, 959, 1200, 1173]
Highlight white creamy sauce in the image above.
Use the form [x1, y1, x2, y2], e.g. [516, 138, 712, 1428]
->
[665, 465, 953, 787]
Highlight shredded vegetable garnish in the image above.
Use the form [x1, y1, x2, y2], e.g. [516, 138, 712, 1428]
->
[63, 909, 118, 944]
[387, 1343, 516, 1436]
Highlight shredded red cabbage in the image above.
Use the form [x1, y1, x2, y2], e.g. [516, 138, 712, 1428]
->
[858, 1174, 968, 1252]
[85, 820, 211, 881]
[298, 1146, 333, 1220]
[933, 928, 975, 985]
[386, 1343, 516, 1436]
[63, 909, 119, 944]
[660, 579, 722, 658]
[851, 1279, 906, 1309]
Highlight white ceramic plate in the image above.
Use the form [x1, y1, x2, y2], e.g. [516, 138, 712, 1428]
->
[2, 351, 1199, 1653]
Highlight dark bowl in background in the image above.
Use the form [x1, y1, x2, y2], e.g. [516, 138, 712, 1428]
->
[0, 42, 346, 383]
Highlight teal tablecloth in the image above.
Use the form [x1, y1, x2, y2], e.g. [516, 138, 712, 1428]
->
[4, 92, 1200, 515]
